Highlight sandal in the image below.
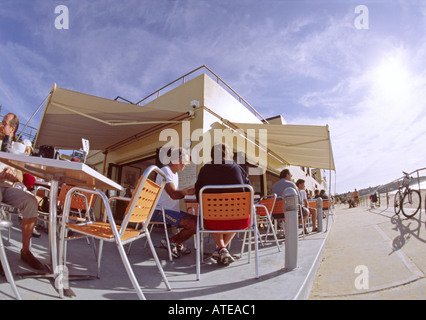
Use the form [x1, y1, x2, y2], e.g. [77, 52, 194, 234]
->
[177, 244, 191, 255]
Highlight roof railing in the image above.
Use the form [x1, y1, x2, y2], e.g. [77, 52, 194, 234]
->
[135, 65, 268, 123]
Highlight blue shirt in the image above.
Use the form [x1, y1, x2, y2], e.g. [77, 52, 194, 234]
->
[271, 179, 301, 204]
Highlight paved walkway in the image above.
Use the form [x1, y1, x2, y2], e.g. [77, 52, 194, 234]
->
[3, 203, 424, 300]
[0, 212, 331, 300]
[309, 204, 426, 299]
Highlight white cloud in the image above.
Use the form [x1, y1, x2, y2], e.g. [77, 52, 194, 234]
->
[2, 1, 426, 195]
[290, 44, 426, 193]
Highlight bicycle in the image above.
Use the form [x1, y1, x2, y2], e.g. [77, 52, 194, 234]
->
[394, 171, 422, 218]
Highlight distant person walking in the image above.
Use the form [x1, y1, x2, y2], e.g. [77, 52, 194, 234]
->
[353, 189, 359, 206]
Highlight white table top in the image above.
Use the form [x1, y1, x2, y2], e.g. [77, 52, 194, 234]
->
[0, 151, 122, 191]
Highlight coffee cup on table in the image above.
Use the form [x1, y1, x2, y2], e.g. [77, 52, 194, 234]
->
[10, 141, 26, 154]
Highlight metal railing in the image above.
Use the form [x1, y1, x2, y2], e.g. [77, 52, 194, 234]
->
[359, 167, 426, 210]
[135, 65, 269, 123]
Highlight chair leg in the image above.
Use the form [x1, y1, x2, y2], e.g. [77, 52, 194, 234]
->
[265, 214, 281, 252]
[89, 237, 98, 261]
[142, 222, 172, 261]
[0, 231, 21, 300]
[196, 229, 201, 281]
[115, 240, 146, 300]
[254, 227, 259, 279]
[161, 222, 173, 262]
[58, 225, 66, 298]
[299, 212, 305, 240]
[247, 230, 252, 263]
[96, 239, 104, 279]
[145, 231, 171, 291]
[240, 233, 247, 258]
[256, 225, 265, 247]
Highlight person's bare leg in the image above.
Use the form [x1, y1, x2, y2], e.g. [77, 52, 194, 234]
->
[21, 217, 45, 270]
[310, 208, 317, 230]
[212, 234, 225, 248]
[21, 217, 36, 253]
[169, 216, 196, 245]
[223, 233, 236, 247]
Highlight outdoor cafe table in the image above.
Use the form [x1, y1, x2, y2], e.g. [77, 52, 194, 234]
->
[0, 152, 123, 287]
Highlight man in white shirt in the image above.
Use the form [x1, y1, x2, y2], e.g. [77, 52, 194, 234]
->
[152, 148, 196, 258]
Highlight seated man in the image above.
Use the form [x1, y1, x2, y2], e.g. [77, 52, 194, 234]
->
[296, 179, 317, 232]
[151, 148, 196, 258]
[271, 169, 309, 232]
[195, 143, 251, 265]
[0, 113, 46, 271]
[319, 189, 329, 200]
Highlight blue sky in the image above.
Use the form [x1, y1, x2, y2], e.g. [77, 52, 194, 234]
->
[1, 0, 426, 193]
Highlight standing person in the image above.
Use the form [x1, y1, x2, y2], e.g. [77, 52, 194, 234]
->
[353, 189, 359, 206]
[0, 113, 45, 270]
[296, 179, 318, 232]
[151, 148, 196, 258]
[194, 143, 251, 265]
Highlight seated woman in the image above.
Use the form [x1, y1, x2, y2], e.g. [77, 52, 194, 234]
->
[194, 143, 251, 265]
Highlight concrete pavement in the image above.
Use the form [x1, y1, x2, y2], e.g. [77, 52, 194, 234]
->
[2, 202, 424, 300]
[309, 204, 426, 299]
[0, 212, 331, 300]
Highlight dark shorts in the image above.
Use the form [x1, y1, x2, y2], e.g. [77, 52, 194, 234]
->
[151, 208, 193, 228]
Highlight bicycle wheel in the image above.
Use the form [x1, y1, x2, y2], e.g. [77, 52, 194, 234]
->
[394, 191, 402, 214]
[401, 189, 421, 218]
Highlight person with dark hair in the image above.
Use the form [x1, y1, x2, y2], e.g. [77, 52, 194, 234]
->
[271, 169, 309, 232]
[194, 143, 251, 265]
[0, 113, 45, 271]
[271, 169, 298, 198]
[4, 113, 19, 141]
[319, 189, 329, 200]
[151, 148, 196, 258]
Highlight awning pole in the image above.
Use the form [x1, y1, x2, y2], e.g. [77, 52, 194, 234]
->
[17, 93, 50, 141]
[326, 125, 332, 232]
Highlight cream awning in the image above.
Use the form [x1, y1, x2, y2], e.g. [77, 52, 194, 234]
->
[35, 84, 192, 151]
[231, 122, 335, 171]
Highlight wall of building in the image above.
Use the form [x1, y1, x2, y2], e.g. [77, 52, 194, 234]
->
[87, 72, 328, 204]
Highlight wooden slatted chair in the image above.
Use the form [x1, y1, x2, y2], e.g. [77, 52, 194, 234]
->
[58, 165, 171, 300]
[268, 197, 285, 240]
[196, 184, 258, 280]
[309, 198, 331, 230]
[268, 197, 309, 239]
[322, 199, 332, 231]
[57, 185, 98, 222]
[37, 184, 98, 233]
[241, 193, 281, 253]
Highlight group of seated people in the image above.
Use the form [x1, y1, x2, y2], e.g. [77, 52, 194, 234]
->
[0, 112, 326, 273]
[150, 144, 326, 266]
